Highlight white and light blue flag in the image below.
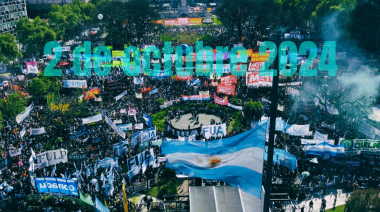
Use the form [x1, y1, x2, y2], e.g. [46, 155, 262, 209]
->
[162, 125, 266, 199]
[143, 113, 153, 128]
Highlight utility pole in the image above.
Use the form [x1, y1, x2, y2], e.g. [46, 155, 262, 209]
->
[263, 31, 281, 212]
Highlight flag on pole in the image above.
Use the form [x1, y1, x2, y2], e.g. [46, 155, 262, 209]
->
[123, 183, 128, 212]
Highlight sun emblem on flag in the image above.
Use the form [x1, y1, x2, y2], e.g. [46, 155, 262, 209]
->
[209, 157, 222, 167]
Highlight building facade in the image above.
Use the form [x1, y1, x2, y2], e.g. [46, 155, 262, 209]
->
[0, 0, 28, 35]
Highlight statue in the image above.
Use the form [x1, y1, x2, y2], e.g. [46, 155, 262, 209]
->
[181, 0, 186, 7]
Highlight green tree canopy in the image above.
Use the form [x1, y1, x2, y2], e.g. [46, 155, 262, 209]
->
[16, 17, 57, 57]
[243, 101, 264, 122]
[346, 189, 380, 212]
[0, 93, 27, 120]
[0, 33, 22, 65]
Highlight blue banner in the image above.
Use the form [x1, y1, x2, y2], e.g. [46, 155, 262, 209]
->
[35, 177, 78, 196]
[328, 158, 361, 168]
[62, 80, 87, 88]
[264, 147, 297, 171]
[95, 197, 110, 212]
[152, 70, 170, 79]
[131, 127, 156, 147]
[305, 141, 345, 158]
[150, 89, 158, 95]
[98, 157, 119, 168]
[68, 127, 88, 139]
[143, 113, 153, 128]
[181, 95, 210, 101]
[119, 123, 132, 131]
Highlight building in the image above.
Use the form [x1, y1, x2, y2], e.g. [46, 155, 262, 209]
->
[0, 0, 28, 35]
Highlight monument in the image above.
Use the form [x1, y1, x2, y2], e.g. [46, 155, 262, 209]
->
[177, 0, 190, 17]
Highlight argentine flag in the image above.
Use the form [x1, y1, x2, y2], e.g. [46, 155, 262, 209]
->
[162, 124, 266, 198]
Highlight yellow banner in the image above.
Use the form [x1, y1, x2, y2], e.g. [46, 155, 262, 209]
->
[123, 184, 128, 212]
[50, 103, 69, 112]
[112, 51, 124, 57]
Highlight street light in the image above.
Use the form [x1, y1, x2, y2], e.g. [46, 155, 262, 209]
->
[98, 14, 103, 20]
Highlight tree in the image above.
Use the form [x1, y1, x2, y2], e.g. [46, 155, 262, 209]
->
[243, 101, 264, 122]
[26, 78, 49, 97]
[0, 33, 22, 65]
[0, 111, 4, 129]
[215, 0, 269, 42]
[16, 17, 57, 57]
[0, 93, 27, 120]
[346, 189, 380, 212]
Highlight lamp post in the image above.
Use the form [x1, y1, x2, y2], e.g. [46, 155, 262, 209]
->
[263, 31, 282, 212]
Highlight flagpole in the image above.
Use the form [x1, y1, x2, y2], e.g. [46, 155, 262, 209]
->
[263, 31, 281, 212]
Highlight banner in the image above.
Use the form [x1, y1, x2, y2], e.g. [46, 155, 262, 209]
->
[36, 149, 68, 168]
[113, 140, 129, 158]
[50, 103, 69, 112]
[83, 88, 99, 100]
[220, 75, 238, 85]
[175, 75, 193, 81]
[82, 114, 102, 124]
[26, 61, 39, 74]
[98, 157, 118, 168]
[35, 177, 78, 196]
[68, 153, 87, 162]
[104, 81, 128, 91]
[217, 84, 236, 95]
[143, 113, 153, 128]
[68, 128, 88, 139]
[128, 109, 137, 116]
[177, 17, 189, 25]
[141, 86, 152, 93]
[248, 62, 265, 72]
[181, 95, 210, 101]
[112, 50, 124, 58]
[228, 103, 243, 110]
[134, 123, 144, 130]
[0, 158, 7, 171]
[285, 124, 309, 136]
[164, 19, 176, 26]
[20, 127, 26, 138]
[264, 146, 297, 171]
[62, 80, 87, 88]
[305, 141, 345, 157]
[314, 131, 328, 141]
[105, 116, 126, 138]
[190, 18, 202, 25]
[135, 93, 142, 98]
[251, 51, 270, 62]
[214, 93, 228, 105]
[199, 90, 209, 96]
[202, 123, 227, 139]
[152, 70, 171, 80]
[131, 127, 156, 147]
[151, 138, 163, 146]
[119, 123, 132, 131]
[16, 102, 34, 124]
[328, 158, 361, 168]
[9, 148, 22, 157]
[30, 127, 46, 135]
[301, 139, 335, 145]
[246, 72, 273, 87]
[95, 196, 110, 212]
[150, 89, 158, 95]
[115, 90, 128, 101]
[360, 151, 380, 166]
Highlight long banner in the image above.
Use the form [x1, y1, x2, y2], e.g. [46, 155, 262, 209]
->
[68, 128, 88, 139]
[105, 116, 126, 138]
[115, 91, 128, 101]
[62, 80, 87, 88]
[16, 103, 34, 124]
[305, 141, 345, 158]
[131, 127, 156, 147]
[104, 81, 128, 91]
[181, 95, 210, 101]
[217, 84, 236, 95]
[119, 123, 132, 131]
[35, 177, 78, 196]
[214, 93, 228, 105]
[202, 123, 227, 139]
[9, 148, 22, 157]
[328, 158, 361, 168]
[36, 149, 68, 168]
[228, 103, 243, 110]
[68, 153, 87, 162]
[98, 157, 119, 168]
[82, 114, 102, 124]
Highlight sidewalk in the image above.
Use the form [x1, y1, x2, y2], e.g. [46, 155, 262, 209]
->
[287, 188, 350, 212]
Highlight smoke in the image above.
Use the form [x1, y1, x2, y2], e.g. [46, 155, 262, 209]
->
[321, 12, 342, 41]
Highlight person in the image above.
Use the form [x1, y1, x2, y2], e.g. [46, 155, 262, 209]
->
[309, 200, 314, 212]
[321, 198, 326, 212]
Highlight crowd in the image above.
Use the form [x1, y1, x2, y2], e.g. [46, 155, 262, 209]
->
[0, 22, 379, 212]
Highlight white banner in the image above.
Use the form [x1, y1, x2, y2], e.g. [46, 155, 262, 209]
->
[16, 103, 34, 124]
[314, 131, 328, 141]
[26, 61, 39, 74]
[36, 149, 68, 168]
[134, 123, 144, 130]
[82, 114, 102, 124]
[301, 139, 335, 145]
[135, 93, 142, 99]
[228, 103, 243, 110]
[20, 127, 26, 138]
[105, 116, 125, 138]
[30, 127, 46, 135]
[115, 91, 128, 101]
[157, 157, 167, 163]
[286, 125, 309, 136]
[134, 77, 143, 84]
[202, 123, 227, 139]
[62, 80, 87, 88]
[9, 148, 22, 157]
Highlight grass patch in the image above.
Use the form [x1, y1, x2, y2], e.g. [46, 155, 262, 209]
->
[176, 33, 197, 45]
[148, 169, 178, 199]
[148, 186, 159, 197]
[326, 205, 345, 212]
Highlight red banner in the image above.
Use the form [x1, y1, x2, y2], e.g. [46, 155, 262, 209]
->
[214, 93, 229, 105]
[190, 18, 202, 25]
[141, 86, 152, 93]
[177, 18, 189, 25]
[251, 51, 270, 62]
[84, 88, 100, 100]
[175, 75, 193, 81]
[246, 72, 273, 86]
[220, 75, 238, 85]
[164, 19, 176, 26]
[217, 84, 236, 96]
[248, 62, 265, 71]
